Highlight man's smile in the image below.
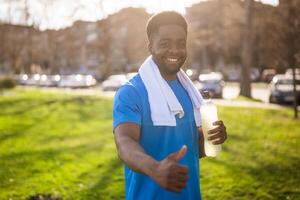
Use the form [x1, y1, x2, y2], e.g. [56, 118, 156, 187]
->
[165, 57, 181, 64]
[166, 58, 178, 62]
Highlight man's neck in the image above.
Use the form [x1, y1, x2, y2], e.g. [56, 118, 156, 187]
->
[152, 58, 178, 81]
[160, 72, 177, 81]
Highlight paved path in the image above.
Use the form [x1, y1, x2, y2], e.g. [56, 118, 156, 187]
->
[22, 86, 291, 110]
[212, 99, 286, 110]
[221, 82, 270, 103]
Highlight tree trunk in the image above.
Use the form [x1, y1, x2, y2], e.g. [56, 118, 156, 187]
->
[278, 0, 299, 118]
[101, 19, 112, 80]
[216, 0, 225, 71]
[240, 0, 253, 97]
[285, 1, 298, 118]
[291, 65, 298, 118]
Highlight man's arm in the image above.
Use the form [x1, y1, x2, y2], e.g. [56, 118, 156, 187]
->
[198, 128, 206, 158]
[114, 123, 158, 176]
[114, 123, 189, 192]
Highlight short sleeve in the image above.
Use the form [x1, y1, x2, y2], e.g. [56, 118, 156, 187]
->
[113, 85, 142, 131]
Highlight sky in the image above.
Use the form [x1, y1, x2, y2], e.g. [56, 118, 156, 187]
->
[0, 0, 279, 30]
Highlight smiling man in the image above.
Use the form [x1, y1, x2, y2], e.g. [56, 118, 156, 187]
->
[113, 11, 227, 200]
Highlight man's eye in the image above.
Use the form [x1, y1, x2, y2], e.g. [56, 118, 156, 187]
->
[160, 43, 169, 47]
[178, 43, 186, 48]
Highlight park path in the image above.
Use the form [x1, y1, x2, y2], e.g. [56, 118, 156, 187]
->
[22, 86, 288, 110]
[212, 99, 285, 110]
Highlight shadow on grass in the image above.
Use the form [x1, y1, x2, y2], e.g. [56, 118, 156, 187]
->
[0, 141, 108, 189]
[0, 123, 36, 143]
[0, 99, 63, 144]
[0, 106, 62, 146]
[78, 157, 125, 199]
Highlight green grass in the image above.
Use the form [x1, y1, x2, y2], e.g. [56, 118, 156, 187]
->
[233, 95, 263, 102]
[201, 106, 300, 200]
[0, 89, 299, 200]
[0, 89, 123, 200]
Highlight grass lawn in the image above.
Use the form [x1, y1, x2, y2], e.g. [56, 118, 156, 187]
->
[0, 89, 299, 200]
[233, 95, 263, 102]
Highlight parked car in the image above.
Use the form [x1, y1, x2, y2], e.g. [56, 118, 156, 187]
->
[197, 72, 224, 98]
[226, 70, 240, 82]
[269, 74, 300, 104]
[285, 68, 300, 76]
[18, 74, 59, 87]
[37, 74, 61, 87]
[58, 74, 97, 88]
[102, 74, 127, 91]
[25, 74, 41, 86]
[261, 69, 276, 83]
[224, 67, 259, 82]
[18, 74, 29, 85]
[250, 68, 260, 82]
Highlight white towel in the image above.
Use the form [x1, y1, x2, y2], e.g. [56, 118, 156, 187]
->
[139, 56, 204, 127]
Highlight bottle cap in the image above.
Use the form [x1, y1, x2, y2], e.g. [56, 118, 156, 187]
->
[202, 90, 211, 99]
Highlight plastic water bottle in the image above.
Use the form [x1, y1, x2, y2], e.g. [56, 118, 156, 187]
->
[200, 91, 222, 157]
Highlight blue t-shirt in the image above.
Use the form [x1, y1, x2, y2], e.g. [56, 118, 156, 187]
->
[113, 74, 201, 200]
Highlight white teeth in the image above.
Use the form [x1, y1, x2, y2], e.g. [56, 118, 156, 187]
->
[167, 58, 178, 62]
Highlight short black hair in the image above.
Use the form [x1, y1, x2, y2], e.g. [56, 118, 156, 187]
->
[146, 11, 188, 41]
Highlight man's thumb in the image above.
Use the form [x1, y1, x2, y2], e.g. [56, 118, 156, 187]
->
[168, 145, 187, 162]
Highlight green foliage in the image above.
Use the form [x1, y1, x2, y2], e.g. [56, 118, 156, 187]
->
[0, 89, 299, 200]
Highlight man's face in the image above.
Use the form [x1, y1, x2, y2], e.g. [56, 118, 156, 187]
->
[149, 25, 187, 79]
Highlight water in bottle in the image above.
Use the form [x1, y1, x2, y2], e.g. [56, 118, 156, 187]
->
[200, 91, 222, 157]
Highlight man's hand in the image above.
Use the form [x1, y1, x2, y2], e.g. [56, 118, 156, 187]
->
[207, 120, 227, 145]
[151, 145, 189, 193]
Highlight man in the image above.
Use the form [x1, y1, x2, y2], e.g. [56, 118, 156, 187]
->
[113, 11, 227, 200]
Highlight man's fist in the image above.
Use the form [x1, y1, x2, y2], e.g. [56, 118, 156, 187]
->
[151, 145, 189, 193]
[208, 120, 227, 145]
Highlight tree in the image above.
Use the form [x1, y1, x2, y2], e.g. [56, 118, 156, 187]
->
[216, 0, 225, 71]
[22, 0, 35, 73]
[2, 0, 27, 74]
[240, 0, 253, 97]
[277, 0, 300, 118]
[97, 0, 112, 80]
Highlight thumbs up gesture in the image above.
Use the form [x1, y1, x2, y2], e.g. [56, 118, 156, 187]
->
[150, 145, 189, 192]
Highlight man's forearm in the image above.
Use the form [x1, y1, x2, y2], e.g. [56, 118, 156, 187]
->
[198, 128, 206, 158]
[116, 135, 158, 177]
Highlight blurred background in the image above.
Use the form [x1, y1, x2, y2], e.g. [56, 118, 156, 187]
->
[0, 0, 299, 108]
[0, 0, 299, 103]
[0, 0, 299, 200]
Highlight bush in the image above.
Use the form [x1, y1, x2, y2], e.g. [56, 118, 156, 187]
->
[0, 77, 16, 90]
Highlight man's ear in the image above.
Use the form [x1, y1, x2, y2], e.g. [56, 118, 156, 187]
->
[147, 42, 152, 54]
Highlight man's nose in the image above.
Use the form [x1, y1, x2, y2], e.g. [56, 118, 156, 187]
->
[168, 43, 180, 54]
